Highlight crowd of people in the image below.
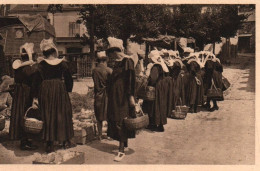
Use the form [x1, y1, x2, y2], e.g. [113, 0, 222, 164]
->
[92, 37, 225, 161]
[6, 36, 225, 162]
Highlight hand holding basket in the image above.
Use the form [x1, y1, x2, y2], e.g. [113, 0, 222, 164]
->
[124, 104, 149, 131]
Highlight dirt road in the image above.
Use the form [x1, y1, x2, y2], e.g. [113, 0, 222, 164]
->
[0, 54, 255, 164]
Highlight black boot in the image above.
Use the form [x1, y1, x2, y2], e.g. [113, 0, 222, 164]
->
[46, 141, 54, 153]
[156, 124, 165, 132]
[213, 100, 219, 110]
[203, 103, 211, 111]
[146, 124, 157, 131]
[189, 105, 194, 113]
[194, 105, 198, 113]
[20, 139, 38, 151]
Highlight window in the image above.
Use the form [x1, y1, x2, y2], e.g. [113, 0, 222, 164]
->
[14, 28, 24, 39]
[69, 22, 80, 37]
[32, 4, 39, 8]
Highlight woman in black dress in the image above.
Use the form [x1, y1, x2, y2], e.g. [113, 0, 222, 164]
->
[9, 43, 38, 150]
[203, 55, 223, 111]
[185, 57, 204, 113]
[31, 38, 74, 153]
[142, 50, 169, 131]
[106, 42, 136, 161]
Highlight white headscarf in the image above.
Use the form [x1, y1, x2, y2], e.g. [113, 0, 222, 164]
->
[12, 42, 35, 69]
[107, 37, 124, 52]
[148, 50, 169, 73]
[40, 37, 64, 65]
[40, 37, 59, 56]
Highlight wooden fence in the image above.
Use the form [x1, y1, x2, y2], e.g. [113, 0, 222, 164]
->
[61, 53, 95, 78]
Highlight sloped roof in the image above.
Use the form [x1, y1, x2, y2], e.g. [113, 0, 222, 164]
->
[0, 15, 55, 37]
[9, 5, 49, 13]
[9, 4, 81, 14]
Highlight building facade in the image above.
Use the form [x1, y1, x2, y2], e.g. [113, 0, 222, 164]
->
[9, 4, 90, 55]
[237, 5, 255, 53]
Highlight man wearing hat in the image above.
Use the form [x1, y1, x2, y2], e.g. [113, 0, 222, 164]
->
[92, 51, 112, 140]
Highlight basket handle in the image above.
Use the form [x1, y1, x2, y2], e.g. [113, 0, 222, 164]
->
[135, 103, 145, 116]
[179, 97, 183, 106]
[211, 79, 217, 90]
[24, 106, 38, 119]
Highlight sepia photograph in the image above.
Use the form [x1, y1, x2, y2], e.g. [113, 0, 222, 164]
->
[0, 2, 256, 167]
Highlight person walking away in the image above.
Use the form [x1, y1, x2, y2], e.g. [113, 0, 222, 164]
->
[92, 51, 112, 140]
[9, 43, 38, 150]
[31, 38, 74, 153]
[105, 37, 136, 162]
[203, 54, 223, 111]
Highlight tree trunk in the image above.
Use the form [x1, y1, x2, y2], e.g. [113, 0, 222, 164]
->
[52, 13, 55, 26]
[90, 8, 95, 70]
[213, 42, 215, 55]
[227, 38, 230, 59]
[123, 38, 128, 53]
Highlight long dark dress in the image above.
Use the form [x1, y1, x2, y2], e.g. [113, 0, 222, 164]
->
[170, 63, 186, 110]
[9, 65, 35, 140]
[142, 64, 168, 126]
[31, 60, 74, 142]
[204, 60, 223, 100]
[92, 63, 112, 121]
[107, 58, 136, 142]
[185, 61, 204, 106]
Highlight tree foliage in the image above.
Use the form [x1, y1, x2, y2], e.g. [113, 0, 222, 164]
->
[47, 4, 248, 51]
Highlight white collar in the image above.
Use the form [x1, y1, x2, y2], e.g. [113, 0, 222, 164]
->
[44, 57, 64, 65]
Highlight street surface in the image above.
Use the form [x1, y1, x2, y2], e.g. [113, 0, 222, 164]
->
[0, 54, 255, 164]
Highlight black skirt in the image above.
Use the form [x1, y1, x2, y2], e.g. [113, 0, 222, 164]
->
[9, 83, 32, 140]
[38, 79, 74, 142]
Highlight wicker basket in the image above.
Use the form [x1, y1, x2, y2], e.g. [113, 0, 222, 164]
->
[124, 107, 149, 131]
[171, 98, 188, 119]
[138, 86, 155, 101]
[0, 116, 5, 131]
[222, 75, 231, 91]
[24, 107, 43, 134]
[207, 79, 224, 101]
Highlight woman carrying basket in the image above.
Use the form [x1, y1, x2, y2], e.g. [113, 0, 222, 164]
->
[184, 53, 204, 113]
[106, 37, 137, 162]
[9, 43, 38, 150]
[203, 53, 223, 111]
[142, 49, 169, 132]
[31, 38, 74, 153]
[170, 58, 186, 112]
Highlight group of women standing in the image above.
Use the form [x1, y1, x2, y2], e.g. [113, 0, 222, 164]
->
[9, 38, 74, 153]
[9, 36, 224, 162]
[92, 37, 225, 162]
[141, 48, 224, 132]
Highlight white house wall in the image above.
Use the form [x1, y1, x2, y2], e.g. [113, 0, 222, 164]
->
[51, 12, 86, 37]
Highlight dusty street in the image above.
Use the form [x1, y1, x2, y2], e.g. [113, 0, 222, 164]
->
[0, 54, 255, 164]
